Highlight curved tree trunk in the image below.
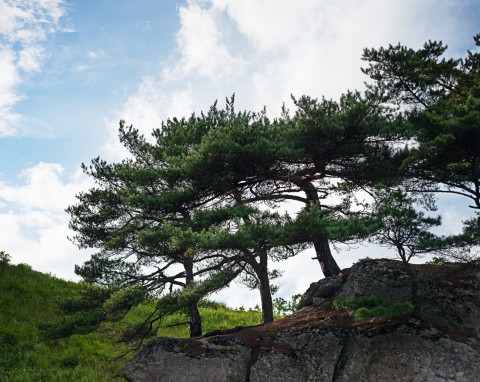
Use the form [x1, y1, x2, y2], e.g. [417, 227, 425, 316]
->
[294, 176, 341, 277]
[313, 239, 341, 277]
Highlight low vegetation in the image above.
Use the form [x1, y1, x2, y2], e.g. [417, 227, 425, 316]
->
[333, 296, 414, 322]
[0, 262, 273, 381]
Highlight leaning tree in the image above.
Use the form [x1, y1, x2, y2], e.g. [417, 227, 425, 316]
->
[172, 93, 402, 277]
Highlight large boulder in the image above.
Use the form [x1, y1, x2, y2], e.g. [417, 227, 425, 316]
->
[123, 259, 480, 382]
[123, 337, 250, 382]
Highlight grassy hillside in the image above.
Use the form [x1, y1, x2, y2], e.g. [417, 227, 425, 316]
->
[0, 261, 263, 381]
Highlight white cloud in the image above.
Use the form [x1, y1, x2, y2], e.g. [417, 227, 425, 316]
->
[102, 77, 168, 161]
[87, 49, 105, 60]
[102, 78, 201, 162]
[208, 0, 473, 110]
[0, 163, 77, 212]
[162, 0, 245, 80]
[0, 0, 67, 137]
[157, 0, 477, 116]
[212, 0, 327, 53]
[0, 162, 93, 279]
[17, 44, 44, 72]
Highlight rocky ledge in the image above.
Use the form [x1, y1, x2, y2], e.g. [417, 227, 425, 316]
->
[123, 259, 480, 382]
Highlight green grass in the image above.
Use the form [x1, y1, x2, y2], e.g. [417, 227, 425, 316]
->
[0, 262, 127, 381]
[0, 262, 263, 381]
[154, 305, 262, 338]
[332, 295, 413, 321]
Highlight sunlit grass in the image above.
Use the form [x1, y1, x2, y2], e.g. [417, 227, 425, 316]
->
[0, 262, 265, 381]
[0, 263, 128, 381]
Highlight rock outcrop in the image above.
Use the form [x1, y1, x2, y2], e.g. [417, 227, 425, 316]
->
[123, 259, 480, 382]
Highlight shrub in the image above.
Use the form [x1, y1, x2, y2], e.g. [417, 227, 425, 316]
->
[427, 257, 446, 265]
[354, 305, 388, 321]
[333, 296, 413, 321]
[354, 301, 413, 321]
[40, 309, 105, 339]
[387, 301, 414, 317]
[0, 251, 11, 272]
[356, 256, 374, 265]
[273, 293, 302, 316]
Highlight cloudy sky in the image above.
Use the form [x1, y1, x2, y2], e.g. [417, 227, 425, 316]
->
[1, 0, 479, 308]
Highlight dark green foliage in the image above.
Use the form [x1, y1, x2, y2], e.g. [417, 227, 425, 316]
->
[0, 250, 11, 274]
[67, 117, 249, 334]
[273, 293, 302, 316]
[363, 34, 480, 260]
[68, 93, 398, 328]
[40, 284, 113, 339]
[156, 93, 400, 276]
[0, 250, 11, 263]
[102, 285, 148, 320]
[362, 40, 460, 108]
[333, 296, 414, 321]
[355, 301, 414, 321]
[41, 309, 105, 339]
[369, 189, 442, 263]
[427, 257, 447, 265]
[363, 34, 480, 211]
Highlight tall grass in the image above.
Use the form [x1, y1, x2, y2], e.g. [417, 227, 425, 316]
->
[0, 262, 264, 381]
[0, 263, 128, 381]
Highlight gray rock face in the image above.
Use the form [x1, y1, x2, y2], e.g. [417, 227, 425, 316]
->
[337, 332, 480, 382]
[250, 331, 344, 382]
[123, 259, 480, 382]
[123, 337, 250, 382]
[250, 329, 480, 382]
[297, 273, 345, 308]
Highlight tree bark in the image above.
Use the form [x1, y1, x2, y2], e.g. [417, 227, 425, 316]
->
[295, 177, 341, 277]
[313, 239, 341, 277]
[252, 250, 274, 324]
[186, 299, 202, 337]
[234, 191, 275, 323]
[184, 257, 202, 337]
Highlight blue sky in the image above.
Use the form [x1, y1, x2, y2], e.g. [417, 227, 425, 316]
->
[1, 0, 479, 307]
[1, 0, 179, 177]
